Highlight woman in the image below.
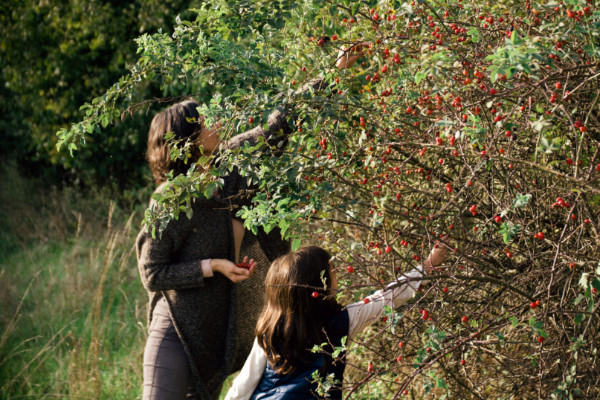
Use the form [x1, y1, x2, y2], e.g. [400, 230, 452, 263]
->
[225, 242, 449, 400]
[136, 44, 366, 399]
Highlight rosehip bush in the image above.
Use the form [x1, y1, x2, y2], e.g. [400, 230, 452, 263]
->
[58, 0, 600, 398]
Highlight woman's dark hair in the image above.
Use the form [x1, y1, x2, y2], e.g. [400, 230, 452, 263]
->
[256, 246, 342, 375]
[147, 99, 204, 184]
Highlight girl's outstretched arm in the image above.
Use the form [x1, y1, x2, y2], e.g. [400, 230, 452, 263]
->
[346, 266, 424, 340]
[346, 236, 449, 339]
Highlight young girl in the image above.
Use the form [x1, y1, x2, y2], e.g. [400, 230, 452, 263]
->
[225, 242, 449, 399]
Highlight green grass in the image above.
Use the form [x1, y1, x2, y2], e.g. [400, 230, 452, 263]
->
[0, 167, 239, 399]
[0, 215, 146, 399]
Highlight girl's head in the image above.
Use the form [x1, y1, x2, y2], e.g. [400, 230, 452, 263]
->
[147, 99, 221, 184]
[256, 246, 341, 374]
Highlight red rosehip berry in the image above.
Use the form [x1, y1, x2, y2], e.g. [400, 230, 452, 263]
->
[535, 232, 545, 240]
[311, 291, 319, 298]
[461, 316, 468, 323]
[346, 265, 354, 273]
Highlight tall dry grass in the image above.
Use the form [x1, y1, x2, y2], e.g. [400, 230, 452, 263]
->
[0, 165, 147, 399]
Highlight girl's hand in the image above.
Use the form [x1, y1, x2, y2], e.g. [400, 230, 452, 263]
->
[211, 257, 257, 283]
[336, 42, 369, 69]
[424, 235, 450, 274]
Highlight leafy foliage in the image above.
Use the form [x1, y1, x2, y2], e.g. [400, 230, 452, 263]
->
[0, 0, 205, 188]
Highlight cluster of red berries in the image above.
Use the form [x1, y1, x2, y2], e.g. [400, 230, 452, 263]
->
[236, 261, 251, 270]
[552, 197, 571, 208]
[469, 204, 477, 216]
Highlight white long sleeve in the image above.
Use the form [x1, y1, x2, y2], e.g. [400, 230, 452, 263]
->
[346, 265, 423, 340]
[225, 338, 267, 400]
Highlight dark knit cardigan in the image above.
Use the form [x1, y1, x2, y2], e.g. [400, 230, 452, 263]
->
[136, 108, 295, 399]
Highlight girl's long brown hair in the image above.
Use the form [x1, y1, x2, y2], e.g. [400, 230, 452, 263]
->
[256, 246, 342, 375]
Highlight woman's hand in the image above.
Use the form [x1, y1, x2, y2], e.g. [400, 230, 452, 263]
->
[336, 42, 369, 69]
[211, 256, 257, 283]
[423, 235, 450, 274]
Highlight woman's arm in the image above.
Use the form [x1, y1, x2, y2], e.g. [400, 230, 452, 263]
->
[224, 108, 293, 151]
[224, 42, 366, 152]
[136, 227, 206, 291]
[225, 338, 267, 400]
[136, 190, 258, 291]
[136, 229, 257, 291]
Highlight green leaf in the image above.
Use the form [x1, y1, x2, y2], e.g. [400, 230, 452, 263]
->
[574, 313, 585, 324]
[292, 238, 302, 251]
[467, 27, 480, 43]
[510, 30, 524, 45]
